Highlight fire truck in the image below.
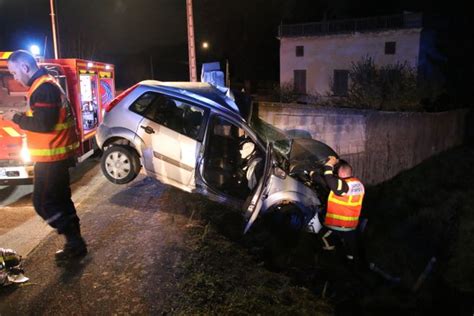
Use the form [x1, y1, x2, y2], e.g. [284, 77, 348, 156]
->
[0, 52, 115, 184]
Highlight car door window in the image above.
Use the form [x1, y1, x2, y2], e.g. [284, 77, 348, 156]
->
[130, 92, 206, 140]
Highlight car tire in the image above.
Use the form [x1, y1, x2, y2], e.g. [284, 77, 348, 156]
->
[269, 204, 305, 232]
[101, 145, 141, 184]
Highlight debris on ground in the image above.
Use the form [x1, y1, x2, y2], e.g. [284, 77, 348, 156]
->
[0, 248, 29, 286]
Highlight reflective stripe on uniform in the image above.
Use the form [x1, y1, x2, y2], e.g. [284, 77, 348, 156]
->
[328, 194, 363, 206]
[324, 170, 332, 175]
[28, 142, 80, 157]
[54, 118, 75, 131]
[326, 213, 359, 222]
[45, 213, 62, 225]
[322, 230, 335, 250]
[337, 179, 342, 191]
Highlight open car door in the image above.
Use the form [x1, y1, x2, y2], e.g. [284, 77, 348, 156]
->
[243, 142, 273, 234]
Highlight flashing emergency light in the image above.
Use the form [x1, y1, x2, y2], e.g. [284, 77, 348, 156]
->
[87, 62, 94, 68]
[105, 64, 111, 70]
[29, 45, 40, 56]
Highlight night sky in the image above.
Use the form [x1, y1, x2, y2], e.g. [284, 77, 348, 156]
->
[1, 0, 472, 92]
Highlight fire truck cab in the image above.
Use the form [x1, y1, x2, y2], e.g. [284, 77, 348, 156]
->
[0, 52, 115, 184]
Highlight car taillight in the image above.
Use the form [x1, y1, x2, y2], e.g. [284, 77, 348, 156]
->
[104, 83, 139, 113]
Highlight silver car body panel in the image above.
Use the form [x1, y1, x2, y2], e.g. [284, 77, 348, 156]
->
[136, 116, 201, 192]
[96, 125, 141, 150]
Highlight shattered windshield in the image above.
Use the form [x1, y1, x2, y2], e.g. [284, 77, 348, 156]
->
[247, 112, 292, 157]
[244, 103, 337, 168]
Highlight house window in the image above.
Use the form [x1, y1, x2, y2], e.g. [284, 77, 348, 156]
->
[333, 70, 349, 96]
[385, 41, 396, 55]
[296, 45, 304, 57]
[293, 70, 306, 94]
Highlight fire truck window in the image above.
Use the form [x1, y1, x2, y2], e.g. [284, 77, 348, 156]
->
[0, 72, 27, 111]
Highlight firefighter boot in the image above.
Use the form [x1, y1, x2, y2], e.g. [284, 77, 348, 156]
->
[55, 223, 87, 261]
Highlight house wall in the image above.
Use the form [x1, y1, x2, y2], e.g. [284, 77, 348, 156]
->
[258, 102, 467, 184]
[280, 28, 422, 95]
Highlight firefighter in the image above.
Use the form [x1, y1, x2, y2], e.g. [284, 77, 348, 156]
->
[312, 156, 365, 264]
[2, 50, 87, 261]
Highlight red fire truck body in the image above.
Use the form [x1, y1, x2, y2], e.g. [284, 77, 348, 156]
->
[0, 52, 115, 184]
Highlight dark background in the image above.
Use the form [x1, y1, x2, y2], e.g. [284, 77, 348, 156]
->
[0, 0, 472, 105]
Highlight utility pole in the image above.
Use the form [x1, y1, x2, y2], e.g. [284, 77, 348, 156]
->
[150, 54, 154, 79]
[186, 0, 197, 82]
[49, 0, 59, 58]
[226, 59, 230, 87]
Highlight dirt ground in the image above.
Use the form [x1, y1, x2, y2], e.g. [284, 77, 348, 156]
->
[0, 204, 34, 235]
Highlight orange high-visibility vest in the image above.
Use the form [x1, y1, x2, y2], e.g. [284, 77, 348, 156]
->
[25, 74, 79, 162]
[325, 177, 365, 231]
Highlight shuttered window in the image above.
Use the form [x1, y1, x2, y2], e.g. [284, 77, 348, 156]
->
[294, 70, 306, 94]
[385, 41, 396, 55]
[296, 45, 304, 57]
[333, 70, 349, 96]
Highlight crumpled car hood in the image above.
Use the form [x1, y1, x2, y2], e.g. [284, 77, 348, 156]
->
[288, 138, 338, 166]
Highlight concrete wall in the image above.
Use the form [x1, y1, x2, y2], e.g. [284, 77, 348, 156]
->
[280, 28, 422, 95]
[258, 102, 467, 184]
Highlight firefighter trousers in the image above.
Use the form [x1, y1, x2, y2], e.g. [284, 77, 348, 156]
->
[319, 226, 358, 260]
[33, 159, 80, 235]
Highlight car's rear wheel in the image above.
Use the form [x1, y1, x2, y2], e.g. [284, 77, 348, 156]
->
[101, 145, 141, 184]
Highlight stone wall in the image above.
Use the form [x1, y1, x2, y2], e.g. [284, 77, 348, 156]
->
[258, 102, 467, 184]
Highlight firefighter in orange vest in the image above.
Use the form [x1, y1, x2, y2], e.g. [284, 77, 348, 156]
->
[315, 156, 365, 263]
[2, 50, 87, 261]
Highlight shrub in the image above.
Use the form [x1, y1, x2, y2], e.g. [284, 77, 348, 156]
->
[344, 56, 423, 111]
[271, 81, 322, 104]
[271, 81, 300, 103]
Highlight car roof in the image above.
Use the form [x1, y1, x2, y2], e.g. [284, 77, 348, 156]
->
[138, 80, 241, 116]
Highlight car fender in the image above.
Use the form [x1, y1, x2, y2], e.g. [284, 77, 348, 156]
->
[99, 126, 142, 153]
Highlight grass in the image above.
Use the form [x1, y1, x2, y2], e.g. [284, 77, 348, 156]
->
[363, 145, 474, 313]
[163, 223, 334, 315]
[161, 145, 474, 315]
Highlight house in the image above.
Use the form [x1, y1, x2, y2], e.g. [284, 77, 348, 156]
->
[278, 12, 433, 97]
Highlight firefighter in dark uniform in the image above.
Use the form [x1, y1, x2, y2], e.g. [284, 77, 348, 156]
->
[3, 50, 87, 261]
[312, 156, 365, 264]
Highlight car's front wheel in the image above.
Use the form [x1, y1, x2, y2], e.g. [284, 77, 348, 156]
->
[101, 145, 141, 184]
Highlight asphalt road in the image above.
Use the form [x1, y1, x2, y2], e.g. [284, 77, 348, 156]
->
[0, 159, 211, 314]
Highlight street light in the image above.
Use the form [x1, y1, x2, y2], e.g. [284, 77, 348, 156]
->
[202, 42, 209, 49]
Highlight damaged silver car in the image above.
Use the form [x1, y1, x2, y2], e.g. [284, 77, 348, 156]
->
[95, 81, 337, 233]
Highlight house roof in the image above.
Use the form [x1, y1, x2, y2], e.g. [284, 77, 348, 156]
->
[278, 13, 422, 38]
